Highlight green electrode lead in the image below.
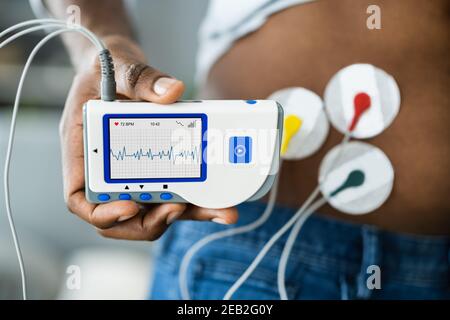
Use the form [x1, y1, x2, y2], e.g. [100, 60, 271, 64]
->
[329, 169, 365, 197]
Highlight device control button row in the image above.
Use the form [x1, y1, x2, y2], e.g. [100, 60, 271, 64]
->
[139, 193, 152, 201]
[97, 194, 110, 202]
[118, 193, 132, 200]
[160, 192, 173, 200]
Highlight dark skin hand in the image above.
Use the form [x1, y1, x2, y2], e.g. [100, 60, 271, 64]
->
[47, 0, 238, 241]
[201, 0, 450, 235]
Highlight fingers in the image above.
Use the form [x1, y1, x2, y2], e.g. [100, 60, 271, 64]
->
[97, 203, 187, 241]
[178, 206, 239, 225]
[59, 44, 225, 243]
[116, 62, 185, 104]
[59, 74, 97, 204]
[61, 77, 142, 230]
[90, 35, 184, 103]
[97, 204, 239, 241]
[67, 190, 141, 229]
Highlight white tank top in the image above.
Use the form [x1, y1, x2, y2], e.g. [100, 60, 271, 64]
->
[196, 0, 313, 85]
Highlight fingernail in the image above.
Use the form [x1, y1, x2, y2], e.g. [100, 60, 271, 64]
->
[154, 77, 177, 96]
[166, 211, 183, 225]
[211, 218, 229, 225]
[118, 214, 135, 222]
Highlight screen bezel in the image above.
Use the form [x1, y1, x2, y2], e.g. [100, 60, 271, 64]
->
[102, 113, 207, 183]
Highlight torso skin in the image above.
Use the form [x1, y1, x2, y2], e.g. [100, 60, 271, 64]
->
[200, 0, 450, 235]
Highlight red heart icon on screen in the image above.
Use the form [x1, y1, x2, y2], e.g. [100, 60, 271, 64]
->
[114, 122, 119, 126]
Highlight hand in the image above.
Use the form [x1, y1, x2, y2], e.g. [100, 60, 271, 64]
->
[59, 35, 238, 241]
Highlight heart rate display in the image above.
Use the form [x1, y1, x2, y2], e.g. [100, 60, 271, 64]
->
[110, 145, 201, 163]
[104, 115, 206, 182]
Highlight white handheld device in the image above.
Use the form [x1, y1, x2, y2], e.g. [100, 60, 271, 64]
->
[83, 99, 283, 208]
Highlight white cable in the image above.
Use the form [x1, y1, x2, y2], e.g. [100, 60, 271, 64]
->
[0, 19, 64, 38]
[318, 132, 351, 185]
[0, 24, 64, 49]
[223, 185, 323, 300]
[179, 173, 281, 300]
[3, 28, 67, 301]
[277, 133, 352, 300]
[222, 132, 352, 300]
[2, 23, 106, 300]
[277, 203, 314, 299]
[0, 19, 105, 51]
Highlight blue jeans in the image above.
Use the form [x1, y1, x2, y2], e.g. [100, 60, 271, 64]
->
[150, 201, 450, 300]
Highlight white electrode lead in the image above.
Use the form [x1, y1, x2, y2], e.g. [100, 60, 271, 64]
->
[2, 20, 115, 300]
[179, 172, 281, 300]
[277, 132, 351, 299]
[0, 19, 104, 50]
[222, 187, 324, 300]
[4, 28, 70, 300]
[0, 24, 63, 48]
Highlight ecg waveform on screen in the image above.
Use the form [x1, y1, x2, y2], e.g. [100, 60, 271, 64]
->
[110, 145, 201, 164]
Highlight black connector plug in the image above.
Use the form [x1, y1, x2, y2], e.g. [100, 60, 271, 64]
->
[99, 49, 117, 101]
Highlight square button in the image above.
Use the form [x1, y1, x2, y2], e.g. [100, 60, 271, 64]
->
[229, 136, 252, 163]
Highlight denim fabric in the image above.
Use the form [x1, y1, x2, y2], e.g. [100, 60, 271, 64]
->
[150, 201, 450, 300]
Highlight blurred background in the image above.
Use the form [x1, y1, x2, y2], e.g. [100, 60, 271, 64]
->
[0, 0, 207, 299]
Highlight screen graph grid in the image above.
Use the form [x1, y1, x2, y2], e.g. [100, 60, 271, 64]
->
[106, 117, 204, 180]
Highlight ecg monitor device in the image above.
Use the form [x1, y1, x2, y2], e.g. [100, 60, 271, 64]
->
[83, 100, 282, 208]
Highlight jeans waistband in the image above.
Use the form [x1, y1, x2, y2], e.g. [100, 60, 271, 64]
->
[166, 201, 450, 289]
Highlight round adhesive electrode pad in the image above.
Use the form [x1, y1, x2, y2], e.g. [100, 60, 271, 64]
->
[319, 141, 394, 215]
[324, 64, 401, 139]
[269, 87, 329, 159]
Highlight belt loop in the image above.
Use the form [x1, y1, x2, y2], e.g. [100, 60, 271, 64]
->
[356, 225, 380, 299]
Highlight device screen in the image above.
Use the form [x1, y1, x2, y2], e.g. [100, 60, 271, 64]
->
[103, 114, 207, 183]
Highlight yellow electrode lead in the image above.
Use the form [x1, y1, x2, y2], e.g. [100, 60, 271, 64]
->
[281, 114, 302, 156]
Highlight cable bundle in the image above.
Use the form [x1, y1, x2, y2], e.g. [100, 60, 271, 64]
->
[1, 19, 116, 300]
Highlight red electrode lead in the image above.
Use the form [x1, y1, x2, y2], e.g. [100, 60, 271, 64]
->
[348, 92, 371, 132]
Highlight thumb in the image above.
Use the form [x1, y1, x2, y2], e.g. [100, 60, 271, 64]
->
[116, 62, 185, 104]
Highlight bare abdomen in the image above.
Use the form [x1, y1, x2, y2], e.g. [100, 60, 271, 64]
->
[200, 0, 450, 235]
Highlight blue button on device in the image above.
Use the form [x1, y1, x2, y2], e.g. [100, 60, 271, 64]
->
[246, 100, 257, 104]
[140, 193, 152, 201]
[119, 193, 132, 200]
[160, 192, 173, 200]
[97, 194, 110, 202]
[229, 136, 252, 164]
